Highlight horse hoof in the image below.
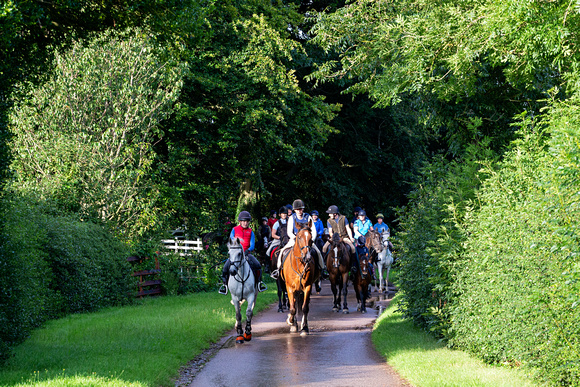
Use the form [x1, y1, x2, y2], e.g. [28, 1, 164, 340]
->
[332, 307, 339, 312]
[300, 330, 309, 336]
[236, 336, 244, 344]
[361, 309, 366, 314]
[342, 309, 349, 314]
[278, 308, 284, 313]
[290, 325, 297, 333]
[244, 333, 252, 341]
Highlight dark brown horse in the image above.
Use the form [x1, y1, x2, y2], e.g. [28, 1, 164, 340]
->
[326, 232, 351, 313]
[270, 246, 288, 313]
[353, 250, 373, 313]
[281, 221, 319, 335]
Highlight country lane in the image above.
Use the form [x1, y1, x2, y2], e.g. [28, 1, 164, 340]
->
[177, 279, 409, 387]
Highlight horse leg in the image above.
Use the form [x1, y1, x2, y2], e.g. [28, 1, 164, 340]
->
[342, 272, 349, 313]
[300, 288, 311, 336]
[244, 294, 255, 341]
[361, 283, 368, 314]
[331, 278, 339, 312]
[234, 301, 244, 343]
[355, 282, 362, 312]
[286, 290, 298, 333]
[277, 279, 284, 312]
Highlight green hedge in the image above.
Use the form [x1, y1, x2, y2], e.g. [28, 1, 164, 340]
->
[397, 102, 580, 385]
[452, 105, 580, 384]
[0, 197, 131, 361]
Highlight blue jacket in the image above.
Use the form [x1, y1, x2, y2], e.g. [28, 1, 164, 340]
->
[374, 222, 389, 234]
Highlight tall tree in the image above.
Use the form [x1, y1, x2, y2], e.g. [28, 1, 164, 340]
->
[9, 29, 186, 241]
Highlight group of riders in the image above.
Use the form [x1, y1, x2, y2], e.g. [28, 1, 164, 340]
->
[218, 199, 391, 295]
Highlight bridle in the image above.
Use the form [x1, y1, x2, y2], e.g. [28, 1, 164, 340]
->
[229, 245, 251, 284]
[291, 228, 313, 277]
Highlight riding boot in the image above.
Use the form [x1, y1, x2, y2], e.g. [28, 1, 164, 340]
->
[255, 269, 267, 292]
[218, 261, 230, 295]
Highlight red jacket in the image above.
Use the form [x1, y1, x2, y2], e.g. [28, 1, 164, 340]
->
[232, 225, 254, 251]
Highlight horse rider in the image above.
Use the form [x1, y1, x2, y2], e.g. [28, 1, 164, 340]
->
[267, 210, 278, 229]
[266, 206, 289, 263]
[259, 216, 271, 249]
[374, 213, 390, 235]
[310, 210, 324, 248]
[271, 199, 325, 278]
[219, 211, 267, 295]
[322, 205, 356, 256]
[350, 206, 362, 229]
[353, 209, 373, 239]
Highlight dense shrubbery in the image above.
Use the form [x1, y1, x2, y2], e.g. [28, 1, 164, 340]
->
[398, 103, 580, 384]
[0, 196, 131, 361]
[452, 104, 580, 384]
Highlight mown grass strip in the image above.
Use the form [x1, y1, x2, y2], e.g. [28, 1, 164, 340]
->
[372, 295, 538, 387]
[0, 290, 277, 387]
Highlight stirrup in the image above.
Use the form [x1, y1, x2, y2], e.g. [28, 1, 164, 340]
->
[218, 284, 228, 295]
[270, 269, 279, 279]
[258, 282, 267, 292]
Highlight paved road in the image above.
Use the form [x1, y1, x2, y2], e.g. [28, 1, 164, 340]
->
[182, 280, 408, 387]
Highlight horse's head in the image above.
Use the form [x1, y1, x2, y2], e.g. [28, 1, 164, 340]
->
[366, 230, 383, 255]
[359, 253, 369, 277]
[227, 237, 244, 264]
[295, 222, 313, 261]
[381, 230, 390, 248]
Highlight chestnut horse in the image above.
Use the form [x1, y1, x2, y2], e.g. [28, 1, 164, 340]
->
[281, 221, 319, 335]
[353, 250, 373, 313]
[326, 232, 351, 313]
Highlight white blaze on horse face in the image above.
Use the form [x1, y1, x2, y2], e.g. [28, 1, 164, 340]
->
[333, 247, 338, 256]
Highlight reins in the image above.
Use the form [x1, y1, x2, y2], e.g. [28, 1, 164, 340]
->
[229, 246, 252, 299]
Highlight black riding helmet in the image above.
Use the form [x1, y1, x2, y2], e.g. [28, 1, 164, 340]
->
[237, 211, 252, 221]
[358, 210, 367, 217]
[358, 236, 366, 245]
[292, 199, 305, 210]
[326, 205, 339, 214]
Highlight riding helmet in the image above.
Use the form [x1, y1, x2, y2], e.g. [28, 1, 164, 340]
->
[237, 211, 252, 221]
[358, 210, 367, 217]
[358, 236, 366, 245]
[292, 199, 305, 210]
[270, 209, 277, 215]
[326, 205, 339, 214]
[376, 213, 384, 219]
[310, 210, 319, 216]
[278, 206, 287, 215]
[354, 206, 362, 213]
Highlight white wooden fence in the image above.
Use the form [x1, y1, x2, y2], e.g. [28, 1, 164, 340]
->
[161, 238, 203, 256]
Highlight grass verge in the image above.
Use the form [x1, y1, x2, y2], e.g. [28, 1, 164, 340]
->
[0, 290, 277, 387]
[372, 294, 538, 387]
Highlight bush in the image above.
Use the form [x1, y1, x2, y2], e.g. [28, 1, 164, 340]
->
[0, 196, 131, 361]
[452, 103, 580, 384]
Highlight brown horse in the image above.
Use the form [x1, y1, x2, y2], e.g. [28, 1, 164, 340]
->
[281, 221, 319, 335]
[326, 232, 351, 313]
[365, 229, 383, 262]
[353, 250, 373, 313]
[270, 246, 288, 313]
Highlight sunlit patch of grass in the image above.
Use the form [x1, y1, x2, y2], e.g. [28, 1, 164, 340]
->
[0, 291, 277, 387]
[372, 295, 537, 387]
